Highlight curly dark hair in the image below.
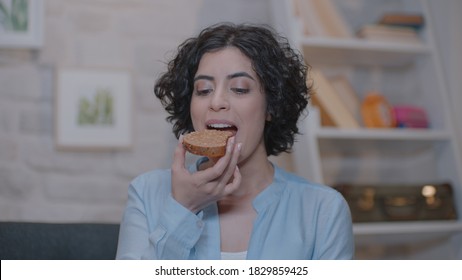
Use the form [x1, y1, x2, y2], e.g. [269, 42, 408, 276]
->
[154, 23, 312, 156]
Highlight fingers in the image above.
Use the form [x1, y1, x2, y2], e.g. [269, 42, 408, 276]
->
[172, 134, 186, 172]
[218, 142, 241, 188]
[223, 165, 242, 196]
[171, 137, 243, 213]
[194, 137, 238, 183]
[201, 140, 242, 196]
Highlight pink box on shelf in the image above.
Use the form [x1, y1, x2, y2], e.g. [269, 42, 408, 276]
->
[393, 106, 429, 128]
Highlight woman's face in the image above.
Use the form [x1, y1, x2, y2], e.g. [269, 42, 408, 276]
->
[191, 47, 268, 162]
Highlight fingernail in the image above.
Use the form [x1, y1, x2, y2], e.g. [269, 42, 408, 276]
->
[237, 143, 242, 151]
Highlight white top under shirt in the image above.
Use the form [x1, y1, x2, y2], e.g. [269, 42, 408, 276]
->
[221, 251, 247, 260]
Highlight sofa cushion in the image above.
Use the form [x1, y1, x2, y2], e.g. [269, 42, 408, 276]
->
[0, 222, 120, 260]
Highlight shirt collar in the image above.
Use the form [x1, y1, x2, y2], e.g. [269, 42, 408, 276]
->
[252, 164, 286, 213]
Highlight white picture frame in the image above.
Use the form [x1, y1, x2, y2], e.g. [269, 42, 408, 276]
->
[55, 67, 133, 151]
[0, 0, 44, 48]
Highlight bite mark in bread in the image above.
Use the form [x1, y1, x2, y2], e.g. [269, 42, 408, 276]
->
[183, 130, 233, 157]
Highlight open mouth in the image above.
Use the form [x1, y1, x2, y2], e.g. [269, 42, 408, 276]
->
[207, 123, 238, 136]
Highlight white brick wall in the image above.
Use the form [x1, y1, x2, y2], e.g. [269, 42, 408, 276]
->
[0, 0, 276, 223]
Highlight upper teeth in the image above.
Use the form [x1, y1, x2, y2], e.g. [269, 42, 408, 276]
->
[209, 124, 232, 128]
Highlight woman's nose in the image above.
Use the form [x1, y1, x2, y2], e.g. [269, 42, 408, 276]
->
[209, 89, 229, 111]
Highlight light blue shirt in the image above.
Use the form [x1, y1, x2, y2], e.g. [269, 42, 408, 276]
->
[116, 159, 354, 259]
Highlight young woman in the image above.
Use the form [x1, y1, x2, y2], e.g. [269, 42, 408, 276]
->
[116, 23, 354, 260]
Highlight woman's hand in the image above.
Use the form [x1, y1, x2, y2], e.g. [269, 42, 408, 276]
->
[171, 135, 242, 213]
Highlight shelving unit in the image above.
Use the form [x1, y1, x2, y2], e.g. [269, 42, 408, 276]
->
[271, 0, 462, 259]
[299, 37, 430, 66]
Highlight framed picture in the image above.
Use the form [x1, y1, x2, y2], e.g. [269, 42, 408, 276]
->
[55, 67, 133, 151]
[0, 0, 44, 48]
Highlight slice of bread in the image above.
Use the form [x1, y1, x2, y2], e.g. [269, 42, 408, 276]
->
[183, 130, 233, 157]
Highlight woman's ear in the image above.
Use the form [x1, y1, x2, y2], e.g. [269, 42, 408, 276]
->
[266, 112, 272, 121]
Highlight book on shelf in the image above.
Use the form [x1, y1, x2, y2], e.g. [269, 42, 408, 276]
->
[378, 12, 425, 30]
[294, 0, 324, 36]
[356, 24, 422, 44]
[293, 0, 352, 38]
[310, 70, 360, 129]
[329, 75, 362, 125]
[311, 96, 336, 127]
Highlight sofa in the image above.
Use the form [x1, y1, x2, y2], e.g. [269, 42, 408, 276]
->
[0, 222, 120, 260]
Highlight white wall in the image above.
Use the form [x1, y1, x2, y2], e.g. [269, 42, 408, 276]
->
[0, 0, 273, 223]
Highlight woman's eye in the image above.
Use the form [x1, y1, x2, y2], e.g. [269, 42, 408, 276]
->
[195, 88, 213, 96]
[232, 88, 250, 94]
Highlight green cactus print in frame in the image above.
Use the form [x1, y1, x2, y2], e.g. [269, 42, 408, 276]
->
[0, 0, 28, 32]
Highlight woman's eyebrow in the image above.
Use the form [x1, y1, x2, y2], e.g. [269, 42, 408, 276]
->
[194, 75, 214, 82]
[193, 72, 255, 82]
[227, 72, 255, 80]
